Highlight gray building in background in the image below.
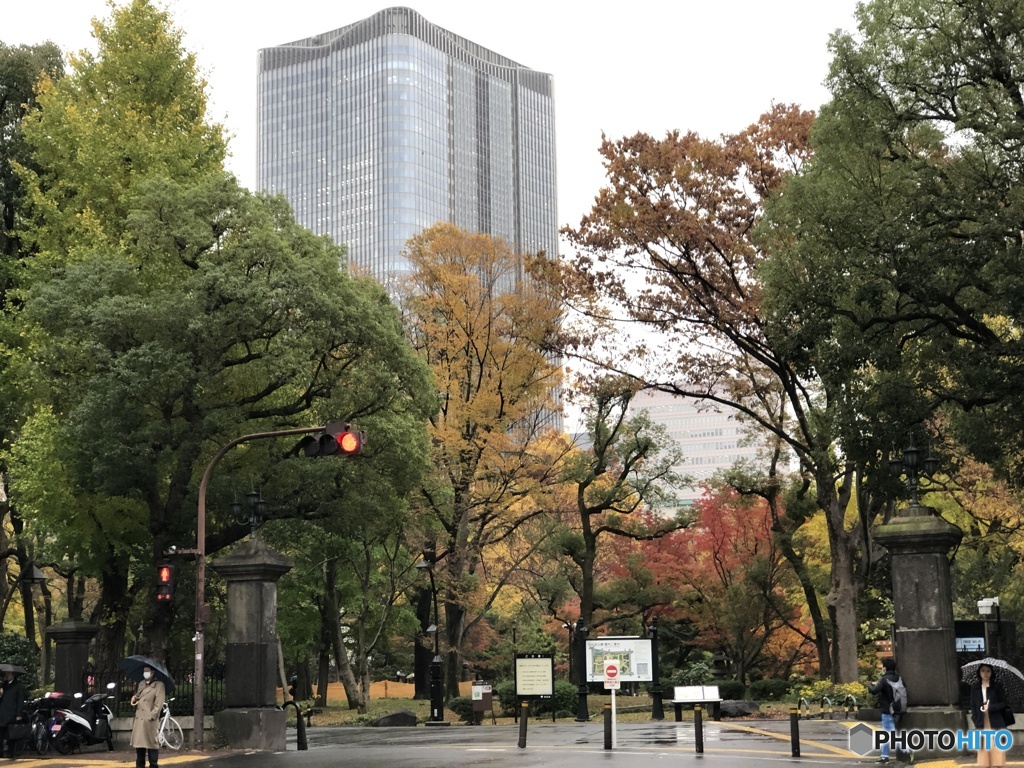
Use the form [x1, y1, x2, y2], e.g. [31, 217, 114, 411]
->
[257, 7, 558, 286]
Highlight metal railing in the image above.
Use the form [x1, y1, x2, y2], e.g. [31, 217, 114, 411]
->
[112, 662, 225, 718]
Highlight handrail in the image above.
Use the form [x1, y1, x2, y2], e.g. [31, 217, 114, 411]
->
[820, 696, 833, 720]
[842, 694, 858, 719]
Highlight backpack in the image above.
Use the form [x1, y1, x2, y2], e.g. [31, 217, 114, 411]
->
[887, 676, 907, 715]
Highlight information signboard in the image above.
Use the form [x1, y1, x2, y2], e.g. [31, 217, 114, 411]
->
[584, 636, 654, 683]
[514, 654, 554, 699]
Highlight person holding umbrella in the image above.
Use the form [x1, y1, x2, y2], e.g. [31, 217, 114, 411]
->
[970, 662, 1011, 767]
[0, 665, 26, 759]
[129, 664, 166, 768]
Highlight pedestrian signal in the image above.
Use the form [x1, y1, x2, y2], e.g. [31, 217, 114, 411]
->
[156, 564, 174, 602]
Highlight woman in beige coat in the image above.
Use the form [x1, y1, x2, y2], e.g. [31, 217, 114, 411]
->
[130, 666, 165, 768]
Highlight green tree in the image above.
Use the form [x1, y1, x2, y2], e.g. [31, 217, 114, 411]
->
[759, 0, 1024, 485]
[14, 0, 225, 271]
[9, 171, 435, 679]
[0, 40, 64, 645]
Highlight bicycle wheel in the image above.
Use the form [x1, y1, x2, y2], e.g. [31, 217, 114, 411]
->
[159, 718, 183, 750]
[32, 722, 50, 755]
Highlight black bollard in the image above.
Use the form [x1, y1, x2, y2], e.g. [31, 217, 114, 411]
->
[517, 701, 529, 748]
[604, 703, 612, 749]
[281, 701, 308, 751]
[694, 705, 704, 754]
[790, 706, 800, 757]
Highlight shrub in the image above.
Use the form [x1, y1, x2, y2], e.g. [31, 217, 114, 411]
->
[795, 680, 869, 707]
[669, 660, 711, 687]
[491, 679, 576, 718]
[747, 679, 792, 701]
[448, 696, 482, 724]
[715, 680, 747, 700]
[494, 680, 516, 715]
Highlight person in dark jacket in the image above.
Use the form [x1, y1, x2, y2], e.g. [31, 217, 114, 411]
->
[0, 669, 27, 758]
[867, 657, 902, 764]
[970, 663, 1010, 767]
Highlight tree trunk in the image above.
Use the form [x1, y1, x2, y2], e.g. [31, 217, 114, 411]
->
[90, 563, 130, 685]
[443, 599, 464, 703]
[323, 558, 364, 711]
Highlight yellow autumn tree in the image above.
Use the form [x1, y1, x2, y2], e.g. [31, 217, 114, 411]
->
[403, 222, 565, 697]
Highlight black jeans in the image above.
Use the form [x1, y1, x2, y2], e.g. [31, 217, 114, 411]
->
[135, 746, 158, 767]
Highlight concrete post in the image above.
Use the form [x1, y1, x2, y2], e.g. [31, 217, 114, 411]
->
[211, 538, 293, 750]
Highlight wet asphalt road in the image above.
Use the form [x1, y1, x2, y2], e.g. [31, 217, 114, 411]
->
[200, 719, 897, 767]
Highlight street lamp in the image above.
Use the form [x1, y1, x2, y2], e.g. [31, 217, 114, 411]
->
[978, 597, 1002, 657]
[889, 444, 940, 506]
[415, 559, 446, 725]
[22, 564, 52, 682]
[562, 623, 574, 683]
[231, 489, 268, 538]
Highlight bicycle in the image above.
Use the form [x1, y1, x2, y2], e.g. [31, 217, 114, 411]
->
[157, 699, 183, 750]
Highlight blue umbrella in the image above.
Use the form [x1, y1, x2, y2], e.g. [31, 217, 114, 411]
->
[121, 655, 175, 695]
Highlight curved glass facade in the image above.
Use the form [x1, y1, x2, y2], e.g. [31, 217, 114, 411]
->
[257, 8, 557, 286]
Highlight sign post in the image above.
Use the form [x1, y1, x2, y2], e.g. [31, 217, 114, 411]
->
[604, 659, 620, 748]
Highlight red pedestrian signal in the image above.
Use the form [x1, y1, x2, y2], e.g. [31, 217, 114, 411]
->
[296, 423, 365, 457]
[156, 564, 174, 602]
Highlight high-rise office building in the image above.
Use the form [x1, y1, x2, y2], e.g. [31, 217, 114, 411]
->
[628, 389, 773, 509]
[257, 7, 558, 286]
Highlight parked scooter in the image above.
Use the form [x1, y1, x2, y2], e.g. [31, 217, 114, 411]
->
[51, 682, 117, 754]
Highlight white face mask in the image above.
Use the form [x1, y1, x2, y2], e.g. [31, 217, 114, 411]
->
[143, 671, 153, 680]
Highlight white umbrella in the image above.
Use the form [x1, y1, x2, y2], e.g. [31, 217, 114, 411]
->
[961, 657, 1024, 701]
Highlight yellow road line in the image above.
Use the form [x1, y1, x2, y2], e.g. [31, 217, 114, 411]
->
[722, 722, 857, 757]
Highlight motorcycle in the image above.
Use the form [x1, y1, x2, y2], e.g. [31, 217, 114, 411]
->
[24, 690, 76, 755]
[50, 682, 117, 754]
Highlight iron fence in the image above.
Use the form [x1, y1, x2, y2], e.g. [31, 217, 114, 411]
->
[112, 662, 225, 718]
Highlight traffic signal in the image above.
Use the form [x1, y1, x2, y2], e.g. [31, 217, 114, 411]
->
[156, 564, 174, 602]
[297, 423, 365, 457]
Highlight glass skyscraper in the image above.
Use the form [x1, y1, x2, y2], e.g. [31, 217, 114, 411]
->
[257, 7, 558, 286]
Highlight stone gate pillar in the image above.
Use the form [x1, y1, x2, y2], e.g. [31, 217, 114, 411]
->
[46, 620, 98, 693]
[874, 500, 966, 754]
[211, 538, 293, 750]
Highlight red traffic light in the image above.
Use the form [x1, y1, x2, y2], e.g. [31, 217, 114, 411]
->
[296, 424, 364, 457]
[156, 564, 174, 602]
[336, 430, 363, 455]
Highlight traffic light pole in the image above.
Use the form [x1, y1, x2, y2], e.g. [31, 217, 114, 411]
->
[193, 424, 326, 751]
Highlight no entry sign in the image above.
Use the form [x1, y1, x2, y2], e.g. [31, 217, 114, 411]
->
[604, 660, 621, 689]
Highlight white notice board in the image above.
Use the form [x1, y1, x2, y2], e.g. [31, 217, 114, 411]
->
[515, 654, 554, 698]
[585, 637, 654, 683]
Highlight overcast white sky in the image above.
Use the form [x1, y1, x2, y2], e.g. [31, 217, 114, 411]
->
[5, 0, 863, 233]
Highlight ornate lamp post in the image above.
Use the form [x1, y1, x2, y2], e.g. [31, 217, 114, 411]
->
[650, 616, 664, 720]
[888, 444, 940, 504]
[415, 559, 446, 725]
[231, 489, 268, 538]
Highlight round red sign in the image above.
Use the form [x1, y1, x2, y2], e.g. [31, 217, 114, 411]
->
[605, 663, 619, 679]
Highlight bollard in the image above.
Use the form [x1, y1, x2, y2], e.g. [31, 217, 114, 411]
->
[604, 703, 612, 750]
[517, 701, 529, 748]
[280, 701, 308, 751]
[820, 695, 832, 720]
[790, 706, 800, 757]
[843, 694, 858, 719]
[694, 705, 704, 754]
